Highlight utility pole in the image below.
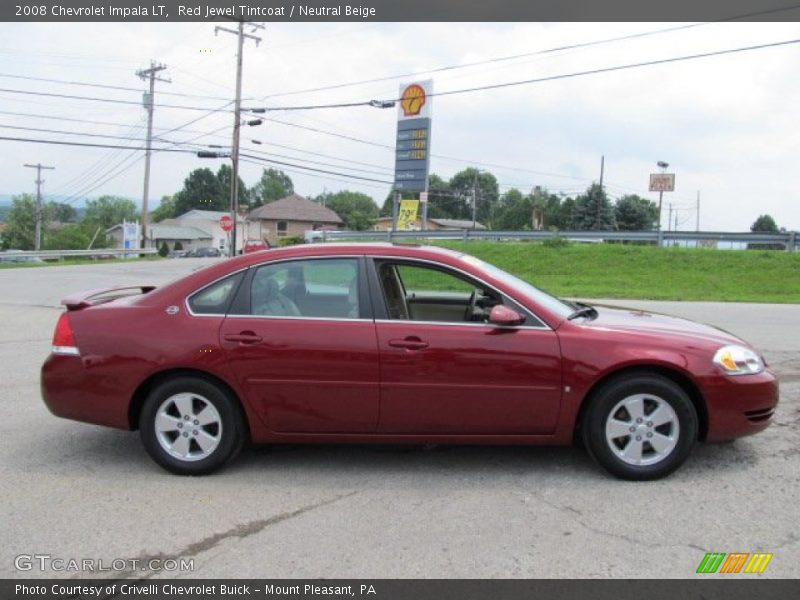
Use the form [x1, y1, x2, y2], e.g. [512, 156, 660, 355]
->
[696, 191, 700, 231]
[136, 61, 169, 250]
[471, 170, 478, 230]
[216, 21, 263, 257]
[597, 155, 605, 228]
[23, 163, 55, 250]
[668, 203, 673, 233]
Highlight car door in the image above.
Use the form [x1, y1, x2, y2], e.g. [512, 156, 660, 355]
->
[370, 258, 562, 435]
[219, 256, 380, 433]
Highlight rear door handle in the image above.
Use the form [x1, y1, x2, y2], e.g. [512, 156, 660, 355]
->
[388, 337, 429, 350]
[224, 331, 263, 344]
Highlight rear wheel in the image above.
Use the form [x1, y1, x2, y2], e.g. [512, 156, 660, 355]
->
[139, 376, 245, 475]
[582, 374, 698, 480]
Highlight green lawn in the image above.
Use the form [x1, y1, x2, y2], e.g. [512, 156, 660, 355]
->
[431, 242, 800, 303]
[0, 256, 163, 269]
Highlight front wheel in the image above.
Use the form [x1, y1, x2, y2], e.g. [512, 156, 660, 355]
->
[139, 376, 246, 475]
[582, 374, 698, 480]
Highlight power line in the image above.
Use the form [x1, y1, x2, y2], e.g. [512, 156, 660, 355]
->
[253, 20, 736, 101]
[0, 72, 233, 102]
[0, 135, 193, 153]
[0, 87, 234, 112]
[239, 152, 392, 184]
[254, 37, 800, 112]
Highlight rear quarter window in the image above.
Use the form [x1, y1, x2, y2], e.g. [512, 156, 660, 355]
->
[187, 272, 244, 315]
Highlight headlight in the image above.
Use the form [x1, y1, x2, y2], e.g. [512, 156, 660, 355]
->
[713, 345, 764, 376]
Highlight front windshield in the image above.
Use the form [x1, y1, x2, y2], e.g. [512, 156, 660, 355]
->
[460, 254, 575, 320]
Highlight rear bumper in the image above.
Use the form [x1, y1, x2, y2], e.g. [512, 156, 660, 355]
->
[41, 354, 131, 430]
[702, 369, 779, 442]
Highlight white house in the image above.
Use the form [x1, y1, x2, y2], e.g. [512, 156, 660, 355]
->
[163, 210, 247, 253]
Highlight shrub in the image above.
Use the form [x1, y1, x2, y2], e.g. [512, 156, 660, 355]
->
[542, 236, 570, 248]
[278, 235, 305, 247]
[158, 241, 169, 257]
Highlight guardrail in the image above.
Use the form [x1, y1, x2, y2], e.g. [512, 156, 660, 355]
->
[0, 248, 159, 260]
[320, 229, 799, 251]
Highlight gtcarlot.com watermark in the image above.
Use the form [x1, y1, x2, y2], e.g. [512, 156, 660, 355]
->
[14, 553, 194, 573]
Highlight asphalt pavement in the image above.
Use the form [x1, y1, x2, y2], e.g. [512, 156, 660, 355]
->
[0, 258, 797, 579]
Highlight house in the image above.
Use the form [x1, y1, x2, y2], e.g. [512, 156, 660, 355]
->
[373, 217, 487, 231]
[166, 210, 246, 253]
[107, 223, 212, 252]
[248, 194, 343, 245]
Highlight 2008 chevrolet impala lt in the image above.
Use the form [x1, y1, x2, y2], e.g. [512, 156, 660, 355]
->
[41, 244, 779, 479]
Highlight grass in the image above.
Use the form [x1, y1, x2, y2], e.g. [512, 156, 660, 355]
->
[430, 241, 800, 304]
[0, 256, 163, 269]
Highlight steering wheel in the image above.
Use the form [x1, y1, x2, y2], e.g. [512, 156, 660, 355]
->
[464, 288, 480, 321]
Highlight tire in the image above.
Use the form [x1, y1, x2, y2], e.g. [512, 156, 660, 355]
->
[582, 373, 698, 481]
[139, 376, 246, 475]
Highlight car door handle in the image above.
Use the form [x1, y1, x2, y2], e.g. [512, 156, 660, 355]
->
[224, 331, 263, 344]
[388, 337, 429, 350]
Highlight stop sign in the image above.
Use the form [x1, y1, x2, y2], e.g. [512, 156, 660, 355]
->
[219, 214, 234, 232]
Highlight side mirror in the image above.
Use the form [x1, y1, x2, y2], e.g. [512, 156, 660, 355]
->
[488, 305, 525, 326]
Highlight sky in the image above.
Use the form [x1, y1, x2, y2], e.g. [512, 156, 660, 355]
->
[1, 20, 799, 231]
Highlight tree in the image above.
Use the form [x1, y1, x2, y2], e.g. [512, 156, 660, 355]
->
[84, 195, 138, 229]
[572, 183, 616, 230]
[751, 214, 779, 232]
[173, 168, 227, 215]
[251, 168, 293, 207]
[151, 195, 177, 223]
[1, 194, 38, 250]
[216, 164, 250, 208]
[748, 214, 782, 250]
[43, 223, 108, 250]
[615, 194, 658, 230]
[448, 168, 500, 223]
[158, 241, 169, 257]
[492, 188, 532, 230]
[318, 190, 378, 230]
[47, 202, 77, 223]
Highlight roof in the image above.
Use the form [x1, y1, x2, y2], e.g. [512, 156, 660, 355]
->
[178, 210, 244, 222]
[148, 224, 212, 240]
[249, 194, 343, 224]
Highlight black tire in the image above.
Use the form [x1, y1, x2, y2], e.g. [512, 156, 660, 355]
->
[139, 376, 246, 475]
[582, 373, 698, 481]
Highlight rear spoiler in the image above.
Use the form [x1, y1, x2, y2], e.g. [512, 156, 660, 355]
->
[61, 286, 156, 311]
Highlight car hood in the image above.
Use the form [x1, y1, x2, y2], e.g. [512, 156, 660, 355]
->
[577, 304, 747, 348]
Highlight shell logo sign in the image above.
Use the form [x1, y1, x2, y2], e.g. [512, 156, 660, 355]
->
[400, 84, 426, 117]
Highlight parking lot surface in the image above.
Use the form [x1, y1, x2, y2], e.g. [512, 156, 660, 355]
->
[1, 259, 798, 578]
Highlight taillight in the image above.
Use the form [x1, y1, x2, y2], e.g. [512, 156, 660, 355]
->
[52, 313, 79, 356]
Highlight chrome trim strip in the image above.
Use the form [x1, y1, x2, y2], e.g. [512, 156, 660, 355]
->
[52, 346, 80, 356]
[225, 314, 371, 323]
[373, 319, 549, 331]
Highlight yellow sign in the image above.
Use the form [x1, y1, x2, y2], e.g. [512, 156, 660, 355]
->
[397, 199, 420, 230]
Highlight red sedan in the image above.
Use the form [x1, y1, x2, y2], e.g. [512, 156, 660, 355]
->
[41, 244, 778, 480]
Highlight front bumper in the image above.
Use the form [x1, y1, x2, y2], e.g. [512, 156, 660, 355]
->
[702, 368, 779, 442]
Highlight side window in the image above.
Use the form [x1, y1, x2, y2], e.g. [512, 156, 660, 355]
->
[277, 221, 288, 236]
[250, 258, 361, 319]
[187, 271, 244, 315]
[377, 261, 500, 323]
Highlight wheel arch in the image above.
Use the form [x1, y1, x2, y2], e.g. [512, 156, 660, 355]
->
[573, 365, 708, 443]
[128, 367, 251, 441]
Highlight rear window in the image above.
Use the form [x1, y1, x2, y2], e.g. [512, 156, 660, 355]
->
[187, 272, 244, 315]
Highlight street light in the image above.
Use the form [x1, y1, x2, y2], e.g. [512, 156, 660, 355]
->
[656, 160, 669, 231]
